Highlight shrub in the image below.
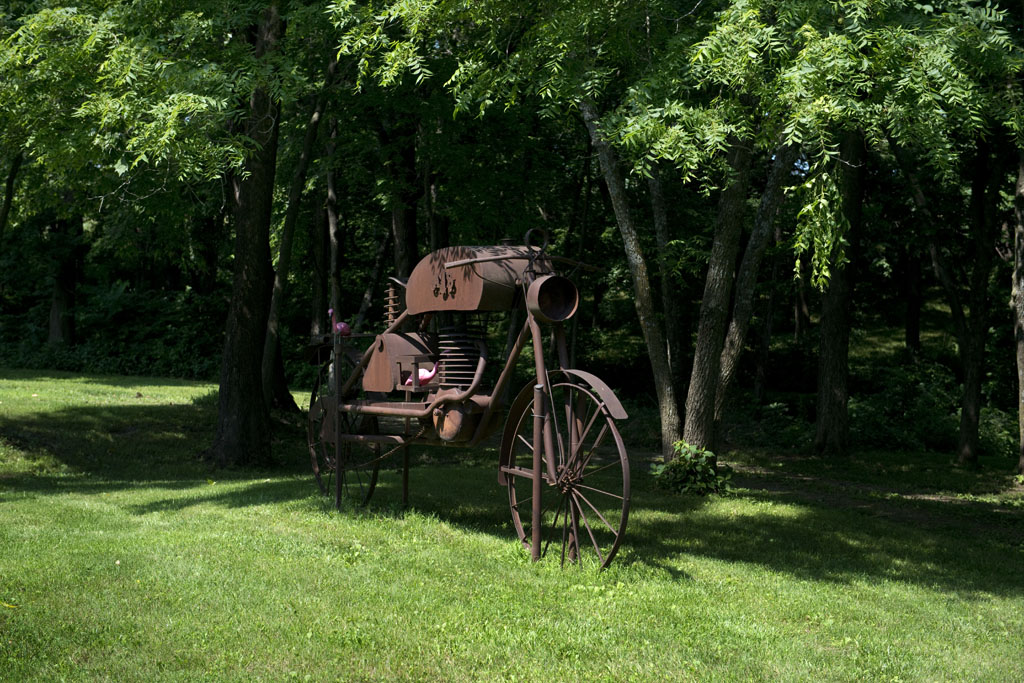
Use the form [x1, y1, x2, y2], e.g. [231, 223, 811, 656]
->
[0, 283, 226, 380]
[651, 441, 733, 495]
[848, 359, 959, 452]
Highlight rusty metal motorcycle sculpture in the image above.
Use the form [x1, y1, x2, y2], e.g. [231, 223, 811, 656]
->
[307, 230, 630, 568]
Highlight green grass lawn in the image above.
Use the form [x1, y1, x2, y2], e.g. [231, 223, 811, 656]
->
[2, 369, 1023, 681]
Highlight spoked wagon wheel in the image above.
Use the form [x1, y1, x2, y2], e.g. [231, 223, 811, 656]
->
[334, 410, 382, 507]
[307, 352, 383, 506]
[501, 374, 630, 569]
[308, 358, 338, 495]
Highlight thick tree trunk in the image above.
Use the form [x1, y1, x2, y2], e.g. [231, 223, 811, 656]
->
[957, 329, 985, 464]
[1015, 148, 1024, 475]
[580, 99, 681, 461]
[648, 166, 687, 405]
[716, 142, 798, 422]
[261, 64, 333, 410]
[271, 342, 299, 412]
[814, 132, 864, 457]
[0, 151, 23, 247]
[210, 5, 282, 468]
[814, 262, 852, 456]
[47, 215, 83, 345]
[684, 139, 753, 451]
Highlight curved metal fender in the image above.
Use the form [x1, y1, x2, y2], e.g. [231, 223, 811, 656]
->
[497, 369, 627, 485]
[559, 369, 628, 420]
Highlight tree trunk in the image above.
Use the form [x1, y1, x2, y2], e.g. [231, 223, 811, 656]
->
[923, 151, 995, 467]
[210, 4, 283, 468]
[794, 253, 811, 343]
[716, 142, 798, 422]
[381, 122, 420, 279]
[0, 151, 23, 247]
[323, 113, 348, 342]
[271, 341, 299, 412]
[326, 116, 343, 328]
[684, 139, 753, 451]
[957, 327, 985, 464]
[901, 247, 922, 354]
[261, 63, 333, 410]
[311, 204, 329, 338]
[189, 204, 225, 295]
[568, 139, 593, 367]
[353, 231, 392, 333]
[580, 99, 681, 461]
[814, 132, 864, 457]
[426, 170, 449, 251]
[814, 262, 851, 456]
[753, 279, 775, 404]
[891, 137, 998, 467]
[1015, 148, 1024, 475]
[47, 215, 83, 345]
[954, 144, 998, 466]
[648, 165, 687, 406]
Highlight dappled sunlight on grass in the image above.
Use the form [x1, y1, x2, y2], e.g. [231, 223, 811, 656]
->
[2, 369, 1024, 680]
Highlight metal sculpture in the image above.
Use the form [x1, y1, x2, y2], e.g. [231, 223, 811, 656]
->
[307, 230, 630, 568]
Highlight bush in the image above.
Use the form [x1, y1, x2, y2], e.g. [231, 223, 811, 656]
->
[651, 442, 733, 496]
[0, 283, 226, 380]
[848, 359, 960, 452]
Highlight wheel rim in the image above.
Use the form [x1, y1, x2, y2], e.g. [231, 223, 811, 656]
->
[308, 361, 335, 495]
[504, 377, 630, 569]
[335, 411, 381, 507]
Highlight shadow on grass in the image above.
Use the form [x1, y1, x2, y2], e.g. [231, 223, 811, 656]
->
[0, 395, 308, 486]
[311, 460, 1024, 599]
[2, 398, 1023, 599]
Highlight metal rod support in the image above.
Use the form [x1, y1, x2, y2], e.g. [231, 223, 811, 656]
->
[532, 384, 544, 562]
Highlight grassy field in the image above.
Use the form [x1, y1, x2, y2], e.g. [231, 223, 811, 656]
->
[2, 369, 1023, 681]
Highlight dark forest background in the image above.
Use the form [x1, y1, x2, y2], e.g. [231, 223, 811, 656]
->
[1, 0, 1022, 473]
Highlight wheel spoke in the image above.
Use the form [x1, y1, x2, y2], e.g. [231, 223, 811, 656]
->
[568, 399, 598, 459]
[572, 423, 610, 476]
[571, 491, 605, 566]
[512, 491, 533, 509]
[577, 458, 619, 481]
[543, 494, 567, 558]
[572, 488, 619, 537]
[575, 482, 624, 500]
[560, 497, 569, 567]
